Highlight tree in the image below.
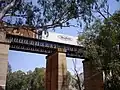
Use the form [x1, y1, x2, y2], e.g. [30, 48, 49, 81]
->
[66, 71, 72, 89]
[6, 67, 45, 90]
[7, 62, 12, 73]
[29, 68, 45, 90]
[66, 59, 84, 90]
[6, 63, 12, 90]
[71, 59, 84, 90]
[80, 11, 120, 90]
[0, 0, 119, 33]
[6, 70, 27, 90]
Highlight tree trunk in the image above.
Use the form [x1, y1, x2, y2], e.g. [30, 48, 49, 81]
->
[0, 0, 16, 20]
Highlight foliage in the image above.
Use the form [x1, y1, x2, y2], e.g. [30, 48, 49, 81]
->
[80, 11, 120, 90]
[0, 0, 119, 31]
[6, 66, 75, 90]
[6, 70, 27, 90]
[7, 62, 12, 73]
[6, 67, 45, 90]
[66, 71, 72, 87]
[29, 68, 45, 90]
[71, 59, 84, 90]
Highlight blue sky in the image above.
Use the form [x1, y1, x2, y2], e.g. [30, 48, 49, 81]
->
[8, 0, 120, 74]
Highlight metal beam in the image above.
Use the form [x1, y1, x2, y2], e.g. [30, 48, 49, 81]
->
[6, 34, 84, 58]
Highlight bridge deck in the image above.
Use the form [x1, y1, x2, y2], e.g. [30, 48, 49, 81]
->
[6, 34, 84, 58]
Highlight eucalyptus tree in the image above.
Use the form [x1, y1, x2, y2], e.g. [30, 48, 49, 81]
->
[80, 11, 120, 90]
[0, 0, 118, 33]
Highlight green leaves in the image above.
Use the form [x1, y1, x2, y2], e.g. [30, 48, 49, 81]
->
[1, 0, 111, 30]
[6, 68, 45, 90]
[81, 11, 120, 89]
[6, 70, 27, 90]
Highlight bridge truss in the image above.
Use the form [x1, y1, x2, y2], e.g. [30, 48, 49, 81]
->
[6, 34, 84, 58]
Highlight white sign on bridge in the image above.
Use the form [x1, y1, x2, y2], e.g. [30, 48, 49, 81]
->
[41, 32, 83, 46]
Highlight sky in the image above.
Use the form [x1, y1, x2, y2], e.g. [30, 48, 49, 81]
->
[8, 0, 120, 75]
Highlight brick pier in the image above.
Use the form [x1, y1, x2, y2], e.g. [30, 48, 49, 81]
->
[46, 49, 67, 90]
[83, 59, 104, 90]
[0, 32, 9, 90]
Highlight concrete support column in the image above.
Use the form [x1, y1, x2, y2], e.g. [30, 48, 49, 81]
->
[0, 32, 9, 90]
[46, 48, 67, 90]
[83, 59, 104, 90]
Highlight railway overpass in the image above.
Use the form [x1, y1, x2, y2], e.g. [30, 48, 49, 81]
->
[0, 27, 103, 90]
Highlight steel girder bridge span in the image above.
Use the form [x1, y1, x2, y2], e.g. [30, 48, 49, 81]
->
[0, 33, 104, 90]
